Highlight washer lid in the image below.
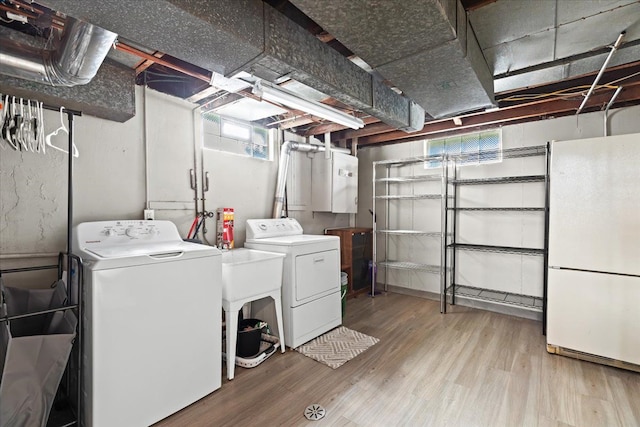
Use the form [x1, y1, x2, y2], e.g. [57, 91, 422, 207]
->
[82, 241, 219, 260]
[246, 234, 339, 246]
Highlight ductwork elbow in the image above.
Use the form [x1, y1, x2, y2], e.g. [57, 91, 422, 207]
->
[0, 18, 116, 87]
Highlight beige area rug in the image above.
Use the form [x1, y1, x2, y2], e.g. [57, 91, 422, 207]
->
[295, 326, 379, 369]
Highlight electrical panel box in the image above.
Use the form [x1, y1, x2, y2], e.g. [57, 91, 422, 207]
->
[311, 151, 358, 213]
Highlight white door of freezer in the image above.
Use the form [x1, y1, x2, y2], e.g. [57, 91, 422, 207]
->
[547, 268, 640, 365]
[294, 249, 340, 303]
[549, 134, 640, 275]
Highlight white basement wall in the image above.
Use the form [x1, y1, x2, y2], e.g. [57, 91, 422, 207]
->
[0, 89, 145, 286]
[0, 87, 348, 286]
[356, 104, 640, 316]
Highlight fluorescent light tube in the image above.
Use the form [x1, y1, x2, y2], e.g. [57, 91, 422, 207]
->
[253, 81, 365, 129]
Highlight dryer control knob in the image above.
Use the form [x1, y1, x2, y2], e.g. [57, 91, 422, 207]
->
[148, 227, 158, 236]
[105, 229, 117, 237]
[125, 227, 140, 238]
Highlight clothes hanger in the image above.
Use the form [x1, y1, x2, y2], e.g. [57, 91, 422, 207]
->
[37, 101, 45, 153]
[0, 95, 7, 150]
[45, 106, 79, 158]
[23, 99, 35, 152]
[15, 98, 28, 152]
[2, 97, 19, 151]
[1, 95, 17, 150]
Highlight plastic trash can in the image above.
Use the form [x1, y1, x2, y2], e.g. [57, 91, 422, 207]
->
[236, 318, 265, 358]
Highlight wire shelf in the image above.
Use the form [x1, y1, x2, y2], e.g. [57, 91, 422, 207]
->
[378, 261, 442, 274]
[448, 145, 547, 162]
[448, 243, 544, 256]
[376, 229, 442, 237]
[452, 175, 546, 185]
[374, 193, 442, 200]
[374, 154, 445, 167]
[448, 207, 545, 212]
[376, 175, 441, 183]
[446, 284, 543, 311]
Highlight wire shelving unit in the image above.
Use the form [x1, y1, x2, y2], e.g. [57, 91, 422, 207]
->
[444, 143, 551, 333]
[371, 153, 448, 311]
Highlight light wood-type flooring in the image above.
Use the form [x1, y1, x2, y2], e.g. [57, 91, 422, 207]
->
[156, 292, 640, 427]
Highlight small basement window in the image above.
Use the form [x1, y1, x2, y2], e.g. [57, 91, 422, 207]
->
[424, 129, 502, 168]
[221, 120, 251, 141]
[201, 111, 273, 160]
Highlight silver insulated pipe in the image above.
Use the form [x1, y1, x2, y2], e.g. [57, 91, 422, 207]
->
[272, 140, 349, 218]
[0, 17, 117, 87]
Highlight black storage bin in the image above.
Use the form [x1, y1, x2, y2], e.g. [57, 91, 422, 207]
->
[236, 318, 264, 358]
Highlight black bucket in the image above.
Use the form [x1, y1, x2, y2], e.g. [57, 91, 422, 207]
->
[236, 318, 264, 358]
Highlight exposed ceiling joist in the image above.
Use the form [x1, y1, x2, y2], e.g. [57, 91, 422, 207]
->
[135, 52, 165, 76]
[307, 59, 640, 143]
[356, 81, 640, 146]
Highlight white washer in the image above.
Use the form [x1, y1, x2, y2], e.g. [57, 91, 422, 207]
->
[245, 218, 341, 348]
[74, 220, 222, 427]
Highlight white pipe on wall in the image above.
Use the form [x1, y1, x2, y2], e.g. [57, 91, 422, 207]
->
[576, 31, 625, 115]
[604, 86, 623, 137]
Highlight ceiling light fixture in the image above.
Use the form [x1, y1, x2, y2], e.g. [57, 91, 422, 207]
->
[253, 80, 365, 129]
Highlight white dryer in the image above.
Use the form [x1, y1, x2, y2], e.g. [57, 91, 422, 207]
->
[245, 218, 341, 348]
[74, 220, 222, 427]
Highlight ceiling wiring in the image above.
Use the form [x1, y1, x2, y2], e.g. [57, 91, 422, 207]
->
[501, 84, 619, 102]
[606, 70, 640, 86]
[501, 70, 640, 103]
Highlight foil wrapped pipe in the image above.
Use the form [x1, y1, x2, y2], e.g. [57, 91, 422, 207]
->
[0, 18, 116, 87]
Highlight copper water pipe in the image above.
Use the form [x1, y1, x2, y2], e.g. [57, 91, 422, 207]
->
[114, 42, 212, 83]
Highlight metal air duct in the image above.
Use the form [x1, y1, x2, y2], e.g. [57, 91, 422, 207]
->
[37, 0, 424, 131]
[0, 17, 116, 87]
[291, 0, 495, 119]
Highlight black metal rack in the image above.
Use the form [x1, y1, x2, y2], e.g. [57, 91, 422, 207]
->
[444, 143, 551, 333]
[0, 103, 83, 426]
[449, 207, 545, 212]
[451, 175, 546, 185]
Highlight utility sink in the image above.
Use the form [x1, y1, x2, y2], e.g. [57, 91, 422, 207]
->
[221, 248, 287, 380]
[221, 248, 285, 302]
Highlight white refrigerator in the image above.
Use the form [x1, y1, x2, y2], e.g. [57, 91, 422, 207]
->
[547, 133, 640, 366]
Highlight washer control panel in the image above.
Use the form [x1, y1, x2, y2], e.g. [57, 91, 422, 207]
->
[246, 218, 303, 240]
[75, 220, 182, 247]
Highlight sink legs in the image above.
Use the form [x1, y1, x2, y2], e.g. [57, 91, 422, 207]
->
[222, 289, 285, 381]
[224, 306, 240, 380]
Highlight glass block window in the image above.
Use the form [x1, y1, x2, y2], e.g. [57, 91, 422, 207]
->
[202, 111, 273, 161]
[424, 129, 502, 168]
